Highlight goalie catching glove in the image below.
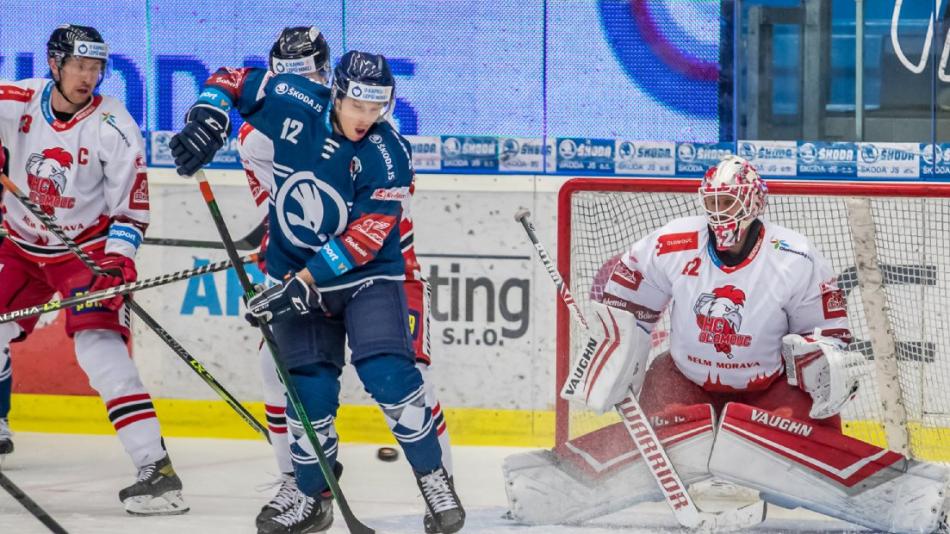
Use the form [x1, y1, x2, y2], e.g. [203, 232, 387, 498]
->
[782, 331, 867, 419]
[560, 301, 652, 414]
[244, 275, 323, 326]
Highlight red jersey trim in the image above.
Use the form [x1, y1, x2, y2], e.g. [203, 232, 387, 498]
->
[48, 95, 103, 132]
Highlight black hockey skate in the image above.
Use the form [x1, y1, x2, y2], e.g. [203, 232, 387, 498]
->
[257, 492, 333, 534]
[257, 462, 343, 528]
[0, 418, 13, 459]
[416, 466, 465, 534]
[119, 454, 189, 516]
[423, 475, 459, 533]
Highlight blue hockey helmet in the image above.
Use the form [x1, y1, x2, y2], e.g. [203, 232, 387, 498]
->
[332, 51, 395, 114]
[269, 26, 330, 84]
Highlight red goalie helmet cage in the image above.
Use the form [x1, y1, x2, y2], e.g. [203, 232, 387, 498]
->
[556, 177, 950, 462]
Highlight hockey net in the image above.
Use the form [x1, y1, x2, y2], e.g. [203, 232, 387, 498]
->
[556, 178, 950, 462]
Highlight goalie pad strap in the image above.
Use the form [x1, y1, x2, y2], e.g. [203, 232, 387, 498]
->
[710, 403, 948, 533]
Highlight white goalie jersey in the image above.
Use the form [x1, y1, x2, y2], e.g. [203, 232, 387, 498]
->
[602, 215, 851, 392]
[0, 78, 149, 261]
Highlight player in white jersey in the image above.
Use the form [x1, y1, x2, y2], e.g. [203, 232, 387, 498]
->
[223, 29, 454, 533]
[504, 156, 950, 533]
[0, 25, 187, 515]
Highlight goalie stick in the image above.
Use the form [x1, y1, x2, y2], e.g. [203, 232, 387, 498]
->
[142, 219, 266, 250]
[0, 173, 270, 442]
[0, 470, 69, 534]
[0, 254, 258, 324]
[514, 208, 766, 531]
[191, 170, 374, 534]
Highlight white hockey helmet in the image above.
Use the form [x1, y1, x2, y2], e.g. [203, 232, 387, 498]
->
[698, 155, 768, 251]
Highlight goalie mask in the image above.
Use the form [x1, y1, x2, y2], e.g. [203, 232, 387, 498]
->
[699, 156, 768, 251]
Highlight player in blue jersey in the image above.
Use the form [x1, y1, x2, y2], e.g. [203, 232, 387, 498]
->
[242, 51, 464, 534]
[170, 36, 463, 533]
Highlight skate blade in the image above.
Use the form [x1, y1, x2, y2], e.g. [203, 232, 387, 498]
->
[124, 490, 190, 516]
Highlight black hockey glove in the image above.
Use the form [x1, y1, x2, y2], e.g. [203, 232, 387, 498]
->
[169, 104, 232, 177]
[244, 276, 323, 326]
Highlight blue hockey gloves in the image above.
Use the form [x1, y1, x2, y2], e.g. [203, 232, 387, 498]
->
[169, 104, 231, 176]
[245, 276, 323, 326]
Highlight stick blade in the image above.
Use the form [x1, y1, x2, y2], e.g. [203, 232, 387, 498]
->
[514, 208, 532, 222]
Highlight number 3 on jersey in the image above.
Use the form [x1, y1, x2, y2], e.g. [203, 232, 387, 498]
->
[280, 118, 303, 144]
[682, 257, 701, 276]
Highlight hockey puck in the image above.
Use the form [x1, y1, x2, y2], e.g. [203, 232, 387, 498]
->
[377, 446, 399, 462]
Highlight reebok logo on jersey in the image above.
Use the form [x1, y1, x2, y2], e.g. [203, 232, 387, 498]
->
[693, 285, 751, 358]
[656, 231, 698, 255]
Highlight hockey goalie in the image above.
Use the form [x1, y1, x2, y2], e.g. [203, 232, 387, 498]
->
[503, 156, 950, 533]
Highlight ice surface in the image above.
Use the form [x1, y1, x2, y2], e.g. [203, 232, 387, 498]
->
[0, 433, 863, 533]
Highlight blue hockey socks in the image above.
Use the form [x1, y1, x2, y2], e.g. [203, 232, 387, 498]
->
[285, 363, 341, 497]
[355, 354, 443, 474]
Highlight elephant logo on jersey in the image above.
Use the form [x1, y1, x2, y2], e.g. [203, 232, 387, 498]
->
[25, 147, 76, 215]
[693, 285, 752, 358]
[275, 171, 347, 252]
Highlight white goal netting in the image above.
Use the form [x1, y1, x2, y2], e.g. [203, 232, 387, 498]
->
[557, 179, 950, 462]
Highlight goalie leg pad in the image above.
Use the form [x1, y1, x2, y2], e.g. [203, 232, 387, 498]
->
[709, 403, 949, 533]
[503, 404, 716, 525]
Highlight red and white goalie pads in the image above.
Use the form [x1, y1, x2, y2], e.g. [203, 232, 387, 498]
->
[560, 301, 652, 414]
[710, 403, 950, 533]
[503, 405, 716, 525]
[782, 332, 868, 419]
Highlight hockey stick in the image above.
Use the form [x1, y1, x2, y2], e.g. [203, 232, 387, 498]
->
[0, 173, 270, 442]
[514, 208, 767, 531]
[0, 470, 69, 533]
[0, 254, 258, 325]
[143, 219, 266, 250]
[191, 170, 374, 534]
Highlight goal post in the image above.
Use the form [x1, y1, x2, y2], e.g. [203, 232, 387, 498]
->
[556, 178, 950, 461]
